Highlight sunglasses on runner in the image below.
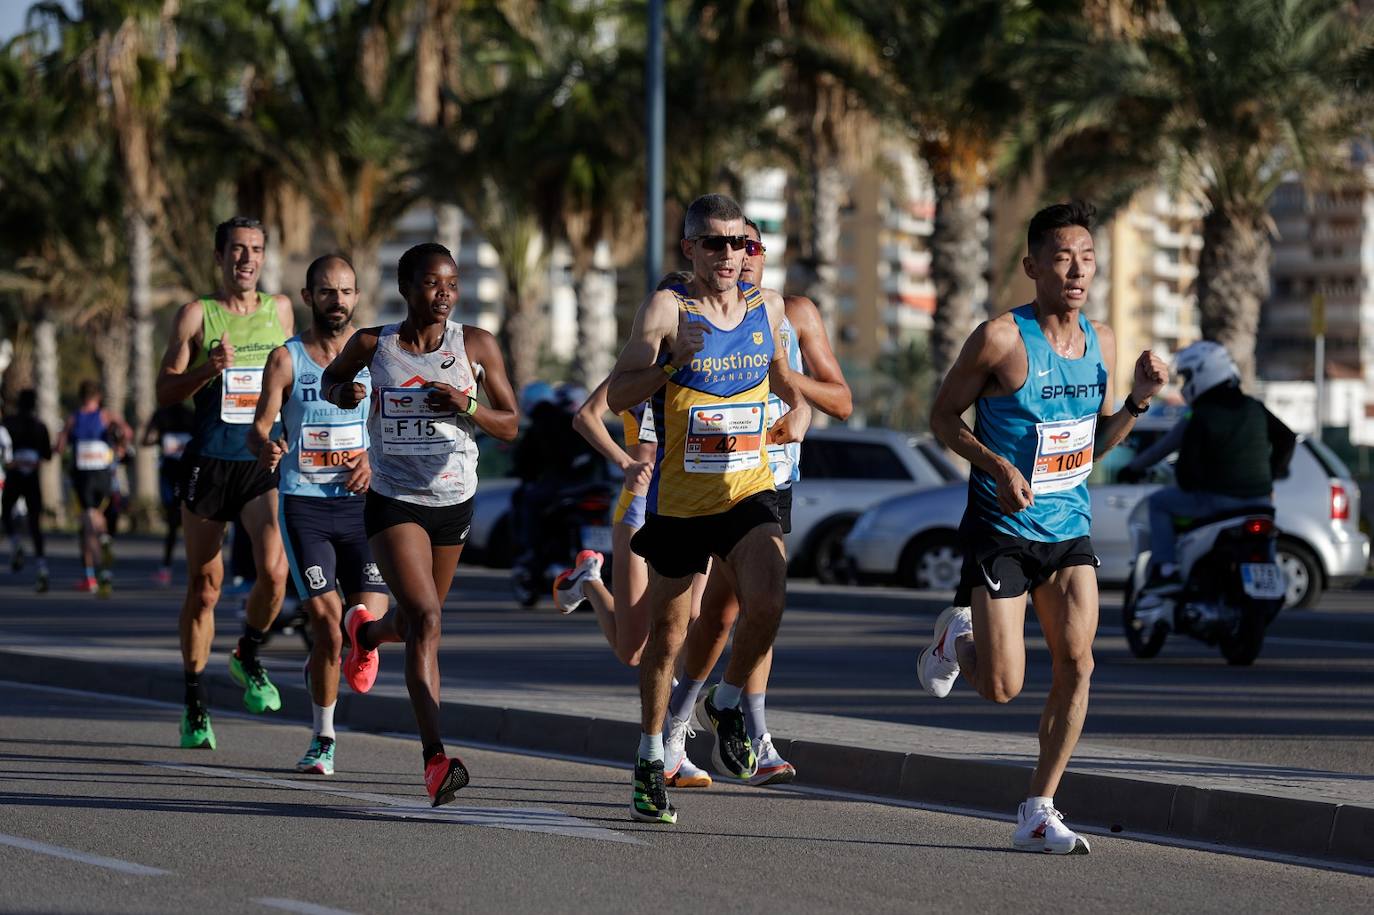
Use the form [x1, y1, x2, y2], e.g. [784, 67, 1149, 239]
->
[744, 239, 766, 257]
[690, 234, 750, 252]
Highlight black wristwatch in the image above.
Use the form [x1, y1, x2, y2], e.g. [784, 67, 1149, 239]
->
[1125, 397, 1150, 418]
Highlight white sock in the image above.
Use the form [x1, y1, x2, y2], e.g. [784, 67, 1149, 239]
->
[713, 681, 743, 710]
[638, 731, 664, 762]
[1026, 795, 1053, 812]
[313, 702, 337, 739]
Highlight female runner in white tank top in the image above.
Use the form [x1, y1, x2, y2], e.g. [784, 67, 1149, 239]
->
[321, 243, 519, 806]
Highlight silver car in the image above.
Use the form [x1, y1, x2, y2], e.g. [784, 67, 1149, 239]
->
[845, 408, 1368, 607]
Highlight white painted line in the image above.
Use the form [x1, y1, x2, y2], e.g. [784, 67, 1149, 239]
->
[150, 762, 642, 846]
[255, 898, 361, 915]
[0, 832, 171, 876]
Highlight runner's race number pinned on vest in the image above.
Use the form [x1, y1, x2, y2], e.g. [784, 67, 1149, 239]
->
[378, 386, 461, 456]
[220, 367, 266, 424]
[299, 421, 366, 481]
[684, 402, 764, 474]
[1031, 416, 1096, 494]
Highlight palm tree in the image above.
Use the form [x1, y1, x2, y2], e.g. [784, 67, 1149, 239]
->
[1013, 0, 1371, 383]
[28, 0, 185, 508]
[227, 0, 425, 326]
[850, 0, 1055, 382]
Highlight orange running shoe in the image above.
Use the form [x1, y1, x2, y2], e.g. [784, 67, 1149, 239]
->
[343, 605, 379, 694]
[424, 752, 470, 807]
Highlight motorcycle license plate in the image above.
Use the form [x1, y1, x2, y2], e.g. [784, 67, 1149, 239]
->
[1240, 563, 1285, 599]
[581, 525, 613, 554]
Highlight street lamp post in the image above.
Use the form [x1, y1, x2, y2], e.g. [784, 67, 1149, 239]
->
[645, 0, 664, 294]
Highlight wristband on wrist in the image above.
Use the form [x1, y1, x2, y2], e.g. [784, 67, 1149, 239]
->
[464, 395, 479, 415]
[661, 362, 676, 377]
[1125, 397, 1150, 417]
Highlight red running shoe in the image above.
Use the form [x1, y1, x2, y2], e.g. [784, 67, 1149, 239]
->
[343, 605, 379, 693]
[424, 752, 470, 807]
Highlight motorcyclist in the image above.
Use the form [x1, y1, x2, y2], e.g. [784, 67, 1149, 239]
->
[1123, 340, 1296, 600]
[510, 381, 600, 568]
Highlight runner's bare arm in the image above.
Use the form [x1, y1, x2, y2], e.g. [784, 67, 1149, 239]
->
[785, 295, 852, 421]
[607, 290, 706, 414]
[574, 378, 637, 472]
[247, 345, 292, 462]
[321, 327, 380, 409]
[156, 300, 222, 407]
[274, 294, 295, 336]
[452, 326, 520, 442]
[1093, 322, 1167, 457]
[761, 289, 812, 444]
[930, 319, 1035, 514]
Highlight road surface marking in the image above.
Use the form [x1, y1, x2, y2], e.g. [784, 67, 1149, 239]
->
[151, 762, 642, 846]
[0, 832, 170, 876]
[255, 899, 361, 915]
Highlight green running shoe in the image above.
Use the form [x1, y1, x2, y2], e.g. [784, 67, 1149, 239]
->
[96, 571, 112, 600]
[229, 651, 282, 714]
[295, 735, 335, 775]
[630, 757, 677, 824]
[34, 570, 49, 593]
[179, 706, 216, 749]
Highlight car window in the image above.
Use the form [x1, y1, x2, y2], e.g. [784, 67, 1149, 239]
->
[1304, 437, 1353, 480]
[916, 440, 966, 482]
[802, 439, 912, 481]
[1089, 428, 1173, 485]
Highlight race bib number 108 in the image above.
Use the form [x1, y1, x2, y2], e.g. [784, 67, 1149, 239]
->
[299, 421, 365, 481]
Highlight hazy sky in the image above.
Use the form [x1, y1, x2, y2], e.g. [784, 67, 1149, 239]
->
[0, 0, 73, 40]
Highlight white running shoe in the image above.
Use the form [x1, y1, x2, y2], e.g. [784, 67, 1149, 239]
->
[664, 716, 711, 787]
[1012, 801, 1091, 855]
[551, 550, 604, 614]
[748, 732, 796, 786]
[918, 605, 972, 698]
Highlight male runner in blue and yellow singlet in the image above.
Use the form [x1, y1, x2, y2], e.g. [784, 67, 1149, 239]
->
[606, 193, 812, 825]
[926, 202, 1167, 854]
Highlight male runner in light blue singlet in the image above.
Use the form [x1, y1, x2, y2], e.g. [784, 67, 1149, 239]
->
[250, 254, 391, 776]
[926, 202, 1167, 855]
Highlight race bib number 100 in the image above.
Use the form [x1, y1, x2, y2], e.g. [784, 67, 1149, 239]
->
[299, 421, 366, 482]
[378, 386, 460, 456]
[1031, 415, 1096, 494]
[220, 367, 265, 424]
[685, 402, 764, 474]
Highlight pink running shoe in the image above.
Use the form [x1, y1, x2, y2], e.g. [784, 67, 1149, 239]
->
[424, 752, 470, 807]
[343, 605, 379, 693]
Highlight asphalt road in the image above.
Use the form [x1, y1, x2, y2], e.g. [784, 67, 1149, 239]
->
[3, 535, 1374, 777]
[2, 683, 1371, 915]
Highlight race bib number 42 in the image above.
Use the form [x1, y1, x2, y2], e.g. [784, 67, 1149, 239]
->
[1031, 415, 1096, 494]
[220, 367, 265, 424]
[299, 421, 365, 482]
[685, 402, 764, 474]
[378, 386, 459, 456]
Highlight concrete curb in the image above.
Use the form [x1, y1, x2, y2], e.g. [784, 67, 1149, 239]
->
[4, 648, 1371, 866]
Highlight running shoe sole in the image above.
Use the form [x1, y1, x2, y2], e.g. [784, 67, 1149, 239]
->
[343, 606, 378, 693]
[430, 758, 470, 807]
[666, 771, 712, 788]
[630, 806, 678, 825]
[1013, 835, 1091, 855]
[296, 759, 334, 776]
[918, 605, 963, 697]
[551, 569, 583, 614]
[748, 763, 797, 786]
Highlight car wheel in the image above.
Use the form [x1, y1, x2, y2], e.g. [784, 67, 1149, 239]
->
[898, 532, 963, 591]
[1276, 538, 1322, 610]
[811, 519, 856, 585]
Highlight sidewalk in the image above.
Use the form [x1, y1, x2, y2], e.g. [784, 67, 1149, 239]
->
[4, 634, 1371, 866]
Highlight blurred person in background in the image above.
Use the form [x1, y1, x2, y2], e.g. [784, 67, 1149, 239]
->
[3, 389, 53, 592]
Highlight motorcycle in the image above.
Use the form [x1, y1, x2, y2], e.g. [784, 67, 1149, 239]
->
[1122, 502, 1286, 666]
[510, 480, 617, 607]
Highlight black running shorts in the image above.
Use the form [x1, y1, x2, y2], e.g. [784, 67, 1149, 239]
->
[180, 453, 278, 523]
[71, 469, 113, 511]
[282, 494, 388, 601]
[774, 484, 794, 535]
[363, 491, 474, 547]
[631, 490, 781, 579]
[955, 524, 1099, 604]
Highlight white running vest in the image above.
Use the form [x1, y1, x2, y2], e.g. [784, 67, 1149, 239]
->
[366, 321, 481, 506]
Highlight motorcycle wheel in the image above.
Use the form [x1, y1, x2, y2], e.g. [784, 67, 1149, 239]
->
[1122, 571, 1168, 659]
[1219, 607, 1266, 666]
[510, 567, 540, 608]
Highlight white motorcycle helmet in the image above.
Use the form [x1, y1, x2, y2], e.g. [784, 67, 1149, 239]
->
[1174, 340, 1239, 405]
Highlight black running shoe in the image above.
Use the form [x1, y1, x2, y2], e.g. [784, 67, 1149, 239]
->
[694, 685, 757, 780]
[630, 757, 677, 824]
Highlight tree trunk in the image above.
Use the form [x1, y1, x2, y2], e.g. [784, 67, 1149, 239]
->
[260, 229, 284, 296]
[96, 317, 132, 422]
[571, 241, 617, 387]
[33, 316, 64, 529]
[929, 171, 988, 383]
[352, 240, 382, 328]
[800, 163, 844, 338]
[436, 203, 463, 255]
[128, 209, 159, 508]
[501, 279, 543, 395]
[1196, 207, 1270, 388]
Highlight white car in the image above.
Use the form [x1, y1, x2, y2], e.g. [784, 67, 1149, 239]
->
[845, 407, 1369, 607]
[467, 425, 963, 580]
